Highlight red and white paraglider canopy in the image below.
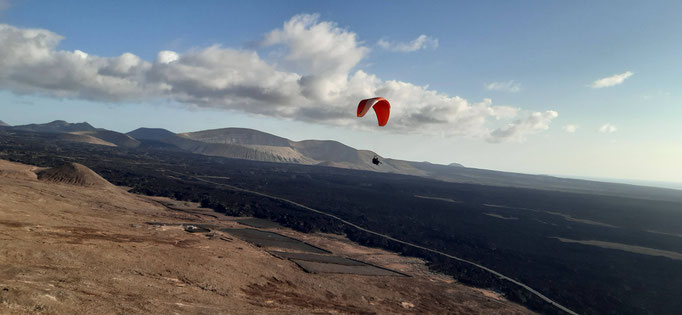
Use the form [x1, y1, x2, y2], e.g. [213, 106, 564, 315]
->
[357, 97, 391, 126]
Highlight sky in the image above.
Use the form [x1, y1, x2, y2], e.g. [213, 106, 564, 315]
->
[1, 0, 681, 185]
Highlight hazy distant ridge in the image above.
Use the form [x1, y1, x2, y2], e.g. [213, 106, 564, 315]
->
[6, 120, 681, 201]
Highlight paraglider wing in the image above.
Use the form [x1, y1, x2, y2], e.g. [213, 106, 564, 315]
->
[357, 97, 391, 126]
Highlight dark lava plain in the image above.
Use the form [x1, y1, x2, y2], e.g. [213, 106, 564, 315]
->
[237, 217, 284, 229]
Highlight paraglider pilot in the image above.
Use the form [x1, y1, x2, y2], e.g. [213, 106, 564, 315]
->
[357, 97, 390, 167]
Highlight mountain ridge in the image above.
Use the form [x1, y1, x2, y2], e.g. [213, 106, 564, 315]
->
[11, 120, 139, 148]
[8, 120, 682, 201]
[131, 126, 682, 201]
[175, 128, 435, 174]
[13, 120, 97, 133]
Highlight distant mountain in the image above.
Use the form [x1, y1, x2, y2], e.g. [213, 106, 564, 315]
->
[70, 130, 140, 148]
[0, 120, 10, 127]
[127, 128, 177, 142]
[14, 120, 96, 133]
[167, 133, 316, 164]
[181, 128, 291, 146]
[136, 127, 584, 188]
[126, 128, 292, 161]
[10, 120, 139, 148]
[177, 128, 429, 174]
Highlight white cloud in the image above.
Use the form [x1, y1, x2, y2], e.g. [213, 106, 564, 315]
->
[0, 16, 556, 142]
[260, 14, 368, 103]
[261, 14, 366, 76]
[157, 50, 179, 64]
[599, 123, 617, 133]
[563, 124, 578, 133]
[377, 34, 439, 52]
[485, 81, 521, 93]
[591, 71, 633, 88]
[149, 45, 302, 115]
[0, 24, 155, 101]
[488, 111, 558, 143]
[73, 50, 88, 59]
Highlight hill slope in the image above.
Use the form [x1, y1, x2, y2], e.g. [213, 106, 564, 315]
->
[127, 127, 177, 141]
[70, 130, 140, 148]
[58, 133, 117, 147]
[36, 162, 114, 187]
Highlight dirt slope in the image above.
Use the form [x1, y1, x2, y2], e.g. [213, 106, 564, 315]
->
[0, 160, 39, 180]
[0, 160, 533, 314]
[61, 133, 117, 147]
[36, 162, 113, 187]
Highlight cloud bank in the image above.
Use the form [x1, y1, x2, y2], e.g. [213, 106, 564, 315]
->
[488, 111, 558, 143]
[485, 80, 521, 93]
[377, 34, 439, 52]
[0, 14, 556, 142]
[591, 71, 633, 88]
[563, 124, 578, 133]
[599, 123, 617, 133]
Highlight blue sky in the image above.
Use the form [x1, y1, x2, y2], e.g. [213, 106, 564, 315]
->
[1, 0, 681, 185]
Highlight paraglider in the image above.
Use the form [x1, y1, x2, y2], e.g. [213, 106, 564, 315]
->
[357, 97, 390, 126]
[357, 97, 391, 165]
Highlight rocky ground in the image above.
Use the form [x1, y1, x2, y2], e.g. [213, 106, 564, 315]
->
[0, 159, 533, 314]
